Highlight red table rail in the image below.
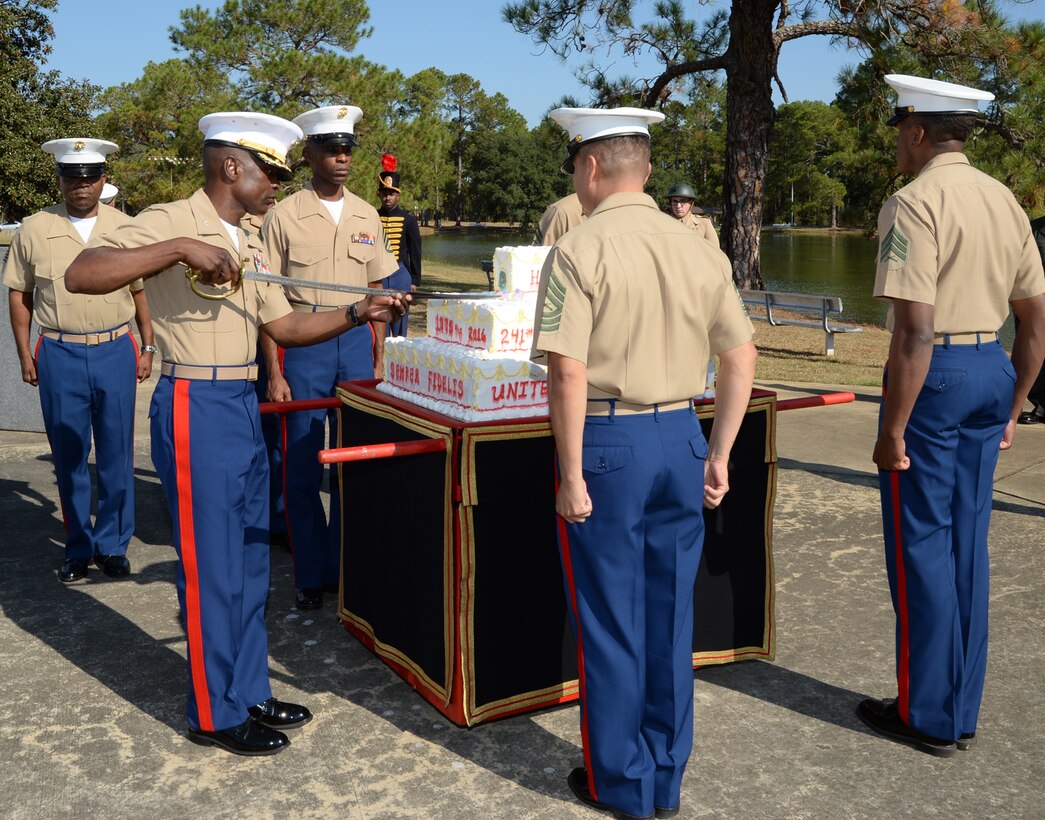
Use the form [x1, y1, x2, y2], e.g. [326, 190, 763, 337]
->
[776, 391, 855, 412]
[319, 438, 448, 464]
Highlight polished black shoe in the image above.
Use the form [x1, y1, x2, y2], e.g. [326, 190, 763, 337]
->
[655, 807, 680, 819]
[58, 558, 90, 583]
[567, 767, 654, 819]
[1017, 409, 1042, 425]
[856, 698, 956, 757]
[956, 732, 976, 751]
[94, 553, 131, 578]
[295, 588, 323, 610]
[248, 697, 313, 730]
[187, 718, 289, 756]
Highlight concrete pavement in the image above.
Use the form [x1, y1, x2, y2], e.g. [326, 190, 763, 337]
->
[0, 377, 1042, 819]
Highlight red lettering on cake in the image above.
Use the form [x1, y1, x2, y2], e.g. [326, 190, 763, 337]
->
[468, 326, 487, 345]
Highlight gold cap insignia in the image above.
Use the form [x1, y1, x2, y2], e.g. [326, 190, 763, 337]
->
[382, 175, 392, 186]
[572, 134, 583, 144]
[337, 107, 348, 119]
[73, 140, 86, 152]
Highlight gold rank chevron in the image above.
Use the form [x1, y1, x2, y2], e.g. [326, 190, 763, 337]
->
[540, 268, 567, 332]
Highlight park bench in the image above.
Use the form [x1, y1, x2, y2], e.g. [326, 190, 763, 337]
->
[738, 289, 862, 356]
[480, 259, 494, 289]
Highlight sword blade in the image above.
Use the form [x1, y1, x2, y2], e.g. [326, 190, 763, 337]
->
[243, 271, 498, 300]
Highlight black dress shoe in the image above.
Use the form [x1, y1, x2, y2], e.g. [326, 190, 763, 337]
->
[655, 807, 680, 819]
[94, 554, 131, 578]
[187, 718, 289, 756]
[567, 767, 654, 819]
[956, 732, 976, 751]
[58, 558, 90, 583]
[1017, 410, 1041, 425]
[295, 588, 322, 610]
[248, 697, 313, 730]
[856, 698, 956, 757]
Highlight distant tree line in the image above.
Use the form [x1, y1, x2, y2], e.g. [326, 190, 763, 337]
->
[2, 0, 1043, 288]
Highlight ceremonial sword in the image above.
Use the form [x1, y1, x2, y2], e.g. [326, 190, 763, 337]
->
[185, 266, 498, 301]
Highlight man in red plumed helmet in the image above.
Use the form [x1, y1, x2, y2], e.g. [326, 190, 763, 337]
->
[377, 154, 421, 337]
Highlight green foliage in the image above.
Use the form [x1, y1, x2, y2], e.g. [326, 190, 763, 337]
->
[468, 129, 561, 227]
[0, 0, 99, 221]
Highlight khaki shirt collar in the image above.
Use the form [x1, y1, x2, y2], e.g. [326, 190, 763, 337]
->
[188, 188, 241, 257]
[917, 151, 970, 178]
[589, 191, 659, 219]
[301, 182, 355, 225]
[45, 203, 85, 243]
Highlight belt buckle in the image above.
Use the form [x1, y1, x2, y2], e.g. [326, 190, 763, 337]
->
[85, 333, 100, 346]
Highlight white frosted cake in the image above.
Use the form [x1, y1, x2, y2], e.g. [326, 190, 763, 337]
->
[378, 246, 551, 421]
[492, 245, 550, 293]
[426, 293, 537, 355]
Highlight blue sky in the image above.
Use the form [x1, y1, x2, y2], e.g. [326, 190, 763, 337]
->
[43, 0, 1045, 127]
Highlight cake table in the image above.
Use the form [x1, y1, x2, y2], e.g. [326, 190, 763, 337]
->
[332, 381, 777, 726]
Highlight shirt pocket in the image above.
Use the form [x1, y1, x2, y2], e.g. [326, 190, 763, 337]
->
[35, 260, 74, 305]
[581, 445, 632, 478]
[346, 237, 376, 265]
[287, 244, 330, 276]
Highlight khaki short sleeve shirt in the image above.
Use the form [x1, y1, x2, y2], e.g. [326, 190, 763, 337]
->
[536, 193, 586, 246]
[679, 210, 719, 245]
[90, 189, 292, 365]
[263, 185, 398, 306]
[874, 153, 1045, 332]
[533, 192, 752, 405]
[3, 203, 141, 333]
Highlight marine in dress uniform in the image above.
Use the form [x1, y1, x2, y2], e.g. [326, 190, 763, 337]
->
[857, 76, 1045, 757]
[535, 191, 586, 245]
[666, 182, 718, 245]
[533, 108, 757, 819]
[64, 112, 408, 756]
[376, 154, 421, 337]
[262, 105, 399, 611]
[3, 138, 154, 583]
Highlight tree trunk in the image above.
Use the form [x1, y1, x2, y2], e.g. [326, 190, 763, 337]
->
[721, 0, 778, 290]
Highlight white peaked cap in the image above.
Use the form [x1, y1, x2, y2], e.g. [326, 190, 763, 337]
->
[198, 111, 303, 180]
[100, 183, 119, 204]
[42, 138, 119, 176]
[885, 74, 994, 125]
[549, 107, 665, 172]
[293, 105, 364, 144]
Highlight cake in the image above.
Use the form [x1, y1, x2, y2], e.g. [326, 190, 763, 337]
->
[378, 246, 552, 421]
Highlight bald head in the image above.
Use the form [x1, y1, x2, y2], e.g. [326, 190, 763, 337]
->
[203, 144, 252, 180]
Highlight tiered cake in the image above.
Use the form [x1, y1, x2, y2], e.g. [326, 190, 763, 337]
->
[379, 246, 551, 421]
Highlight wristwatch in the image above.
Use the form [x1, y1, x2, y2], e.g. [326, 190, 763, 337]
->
[141, 344, 158, 354]
[348, 303, 363, 327]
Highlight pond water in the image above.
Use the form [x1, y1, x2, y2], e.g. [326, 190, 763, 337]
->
[424, 229, 889, 326]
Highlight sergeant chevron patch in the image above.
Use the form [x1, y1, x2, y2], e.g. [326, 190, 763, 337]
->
[880, 225, 909, 264]
[540, 269, 567, 332]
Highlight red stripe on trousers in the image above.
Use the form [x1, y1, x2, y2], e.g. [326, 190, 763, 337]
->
[173, 380, 214, 731]
[554, 466, 597, 799]
[889, 470, 910, 721]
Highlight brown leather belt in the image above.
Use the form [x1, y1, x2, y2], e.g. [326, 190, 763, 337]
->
[161, 362, 259, 381]
[289, 301, 347, 313]
[586, 398, 694, 417]
[933, 332, 998, 345]
[40, 325, 130, 345]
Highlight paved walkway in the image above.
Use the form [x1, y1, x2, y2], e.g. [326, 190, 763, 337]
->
[0, 378, 1042, 819]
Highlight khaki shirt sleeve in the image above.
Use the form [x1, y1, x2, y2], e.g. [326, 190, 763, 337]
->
[532, 246, 591, 364]
[261, 208, 287, 277]
[90, 204, 174, 251]
[873, 195, 938, 306]
[1, 230, 32, 291]
[257, 279, 293, 325]
[1011, 225, 1045, 300]
[707, 255, 756, 354]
